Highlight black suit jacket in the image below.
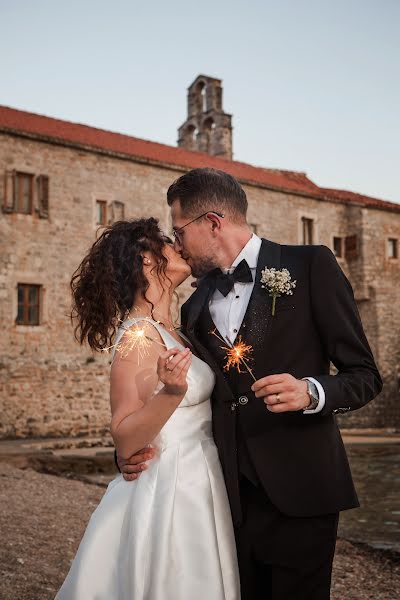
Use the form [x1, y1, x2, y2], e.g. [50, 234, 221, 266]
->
[181, 239, 383, 526]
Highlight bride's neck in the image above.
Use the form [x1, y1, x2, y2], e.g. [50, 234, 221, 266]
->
[130, 283, 175, 326]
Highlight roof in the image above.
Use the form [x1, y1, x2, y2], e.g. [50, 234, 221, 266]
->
[0, 104, 399, 213]
[319, 188, 400, 212]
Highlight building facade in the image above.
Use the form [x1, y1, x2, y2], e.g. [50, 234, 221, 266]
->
[0, 76, 399, 439]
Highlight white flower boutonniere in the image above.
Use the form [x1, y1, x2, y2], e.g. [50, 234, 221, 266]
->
[260, 267, 297, 316]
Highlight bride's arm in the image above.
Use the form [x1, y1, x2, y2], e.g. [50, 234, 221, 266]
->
[110, 324, 191, 459]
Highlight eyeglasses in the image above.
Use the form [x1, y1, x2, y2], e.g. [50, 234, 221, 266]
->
[172, 211, 225, 243]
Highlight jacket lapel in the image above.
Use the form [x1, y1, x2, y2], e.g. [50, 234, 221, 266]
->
[232, 239, 282, 377]
[185, 238, 282, 343]
[186, 275, 216, 334]
[251, 238, 282, 313]
[182, 238, 282, 394]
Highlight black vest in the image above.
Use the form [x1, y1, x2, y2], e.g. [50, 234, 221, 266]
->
[195, 280, 273, 486]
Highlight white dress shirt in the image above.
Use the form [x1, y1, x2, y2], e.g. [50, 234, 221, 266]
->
[209, 234, 325, 414]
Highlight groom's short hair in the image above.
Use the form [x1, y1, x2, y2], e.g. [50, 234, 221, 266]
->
[167, 168, 248, 222]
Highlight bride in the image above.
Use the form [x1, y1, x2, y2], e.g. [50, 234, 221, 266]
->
[56, 217, 240, 600]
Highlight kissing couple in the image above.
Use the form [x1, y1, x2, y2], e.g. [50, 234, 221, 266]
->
[56, 168, 382, 600]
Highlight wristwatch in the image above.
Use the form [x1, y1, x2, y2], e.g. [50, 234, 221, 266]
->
[304, 379, 319, 411]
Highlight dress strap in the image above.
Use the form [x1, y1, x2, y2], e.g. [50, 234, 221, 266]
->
[111, 317, 171, 363]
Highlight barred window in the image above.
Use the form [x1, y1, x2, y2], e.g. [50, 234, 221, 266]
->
[17, 284, 41, 326]
[249, 223, 258, 234]
[301, 217, 313, 245]
[388, 238, 398, 259]
[96, 200, 107, 226]
[333, 237, 343, 258]
[15, 172, 34, 214]
[345, 235, 358, 260]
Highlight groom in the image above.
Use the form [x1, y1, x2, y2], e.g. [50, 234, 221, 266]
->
[119, 168, 382, 599]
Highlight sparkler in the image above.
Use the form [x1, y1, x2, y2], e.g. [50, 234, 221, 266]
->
[103, 320, 166, 364]
[209, 328, 256, 381]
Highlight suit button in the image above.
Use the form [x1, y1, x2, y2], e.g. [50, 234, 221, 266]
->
[239, 396, 249, 405]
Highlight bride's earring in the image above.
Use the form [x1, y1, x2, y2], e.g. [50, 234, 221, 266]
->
[143, 257, 152, 265]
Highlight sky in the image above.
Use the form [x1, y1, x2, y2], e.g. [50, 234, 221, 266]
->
[1, 0, 399, 202]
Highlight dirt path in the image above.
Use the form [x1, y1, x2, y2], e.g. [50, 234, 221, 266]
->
[0, 464, 398, 600]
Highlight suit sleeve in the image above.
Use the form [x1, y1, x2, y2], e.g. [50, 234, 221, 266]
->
[309, 245, 382, 416]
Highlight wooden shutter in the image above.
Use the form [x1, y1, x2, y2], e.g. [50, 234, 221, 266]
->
[111, 200, 125, 223]
[2, 170, 15, 213]
[37, 175, 49, 218]
[345, 234, 358, 260]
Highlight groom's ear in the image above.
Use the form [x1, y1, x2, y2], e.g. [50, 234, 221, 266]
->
[206, 213, 223, 233]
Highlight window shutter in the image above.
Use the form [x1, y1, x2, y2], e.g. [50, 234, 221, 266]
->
[110, 200, 125, 223]
[2, 170, 15, 213]
[345, 234, 358, 260]
[37, 175, 49, 218]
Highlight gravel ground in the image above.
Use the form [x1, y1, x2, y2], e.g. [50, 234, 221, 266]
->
[0, 464, 399, 600]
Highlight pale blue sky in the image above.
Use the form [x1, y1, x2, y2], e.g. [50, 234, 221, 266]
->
[1, 0, 399, 202]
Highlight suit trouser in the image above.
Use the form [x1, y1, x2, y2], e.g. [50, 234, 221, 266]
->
[235, 477, 339, 600]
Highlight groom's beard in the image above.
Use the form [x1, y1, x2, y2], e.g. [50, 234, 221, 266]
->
[188, 256, 219, 279]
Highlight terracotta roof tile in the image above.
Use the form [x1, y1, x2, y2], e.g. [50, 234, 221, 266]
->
[319, 188, 400, 212]
[0, 104, 398, 212]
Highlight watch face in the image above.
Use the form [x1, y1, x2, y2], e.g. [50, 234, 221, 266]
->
[306, 381, 319, 410]
[308, 381, 319, 399]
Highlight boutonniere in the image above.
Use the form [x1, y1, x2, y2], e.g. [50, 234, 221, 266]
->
[260, 267, 297, 316]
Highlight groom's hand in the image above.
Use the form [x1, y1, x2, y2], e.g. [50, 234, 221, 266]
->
[251, 373, 310, 412]
[117, 447, 156, 481]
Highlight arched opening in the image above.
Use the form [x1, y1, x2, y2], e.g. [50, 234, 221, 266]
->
[201, 86, 207, 112]
[195, 81, 207, 113]
[182, 124, 198, 149]
[203, 117, 215, 131]
[202, 117, 215, 152]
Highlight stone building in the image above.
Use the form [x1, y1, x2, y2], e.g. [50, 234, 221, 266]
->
[0, 75, 399, 439]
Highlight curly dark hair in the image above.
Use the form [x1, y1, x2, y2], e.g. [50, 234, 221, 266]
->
[70, 218, 170, 352]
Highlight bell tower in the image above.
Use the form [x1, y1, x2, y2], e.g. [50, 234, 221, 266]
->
[178, 75, 233, 159]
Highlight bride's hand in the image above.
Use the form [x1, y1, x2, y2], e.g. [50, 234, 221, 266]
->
[117, 447, 156, 481]
[157, 347, 192, 396]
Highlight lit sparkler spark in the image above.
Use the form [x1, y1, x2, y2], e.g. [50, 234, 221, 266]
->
[103, 321, 166, 365]
[209, 328, 256, 381]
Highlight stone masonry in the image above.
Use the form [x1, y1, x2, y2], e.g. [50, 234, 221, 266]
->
[0, 76, 399, 439]
[178, 75, 233, 159]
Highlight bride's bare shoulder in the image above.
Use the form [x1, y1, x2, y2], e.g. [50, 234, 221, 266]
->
[111, 319, 165, 367]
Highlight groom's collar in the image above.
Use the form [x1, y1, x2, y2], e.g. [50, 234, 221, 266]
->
[224, 233, 262, 273]
[186, 237, 281, 333]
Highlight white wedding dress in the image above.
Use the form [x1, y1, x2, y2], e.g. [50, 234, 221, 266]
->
[56, 317, 240, 600]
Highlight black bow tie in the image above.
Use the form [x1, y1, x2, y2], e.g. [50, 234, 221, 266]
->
[213, 259, 253, 297]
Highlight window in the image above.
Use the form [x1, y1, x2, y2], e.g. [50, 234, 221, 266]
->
[388, 238, 398, 259]
[345, 235, 358, 260]
[37, 175, 49, 218]
[249, 223, 258, 234]
[110, 200, 125, 223]
[96, 200, 107, 226]
[17, 284, 41, 326]
[333, 237, 343, 258]
[2, 170, 49, 217]
[15, 172, 34, 214]
[301, 217, 313, 245]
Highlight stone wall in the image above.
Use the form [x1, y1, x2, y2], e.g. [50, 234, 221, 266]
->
[0, 132, 399, 437]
